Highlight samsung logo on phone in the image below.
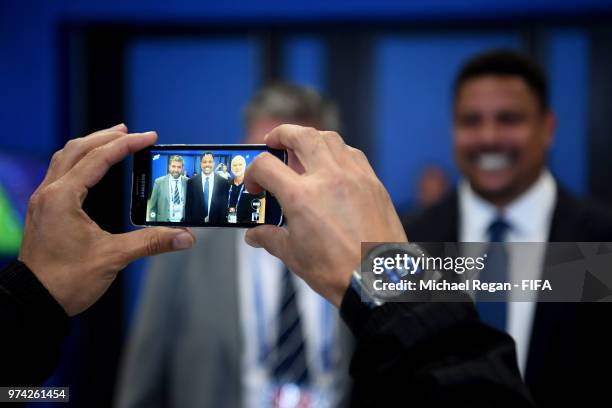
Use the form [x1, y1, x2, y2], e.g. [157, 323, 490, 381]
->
[138, 174, 146, 198]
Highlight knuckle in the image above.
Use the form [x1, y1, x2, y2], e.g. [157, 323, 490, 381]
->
[354, 147, 367, 159]
[87, 146, 103, 161]
[328, 131, 344, 144]
[29, 184, 58, 211]
[373, 178, 388, 196]
[145, 232, 164, 255]
[313, 133, 326, 149]
[27, 191, 41, 212]
[276, 123, 296, 136]
[88, 145, 112, 167]
[49, 150, 63, 166]
[349, 146, 367, 161]
[64, 138, 82, 152]
[303, 126, 320, 137]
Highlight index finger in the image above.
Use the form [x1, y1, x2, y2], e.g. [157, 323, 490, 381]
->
[264, 124, 332, 172]
[62, 131, 157, 198]
[42, 124, 128, 187]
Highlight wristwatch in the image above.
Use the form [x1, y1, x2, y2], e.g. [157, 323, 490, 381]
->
[351, 242, 430, 308]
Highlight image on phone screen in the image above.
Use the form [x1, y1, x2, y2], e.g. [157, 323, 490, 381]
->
[131, 145, 285, 228]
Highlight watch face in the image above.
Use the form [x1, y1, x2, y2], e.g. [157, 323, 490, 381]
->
[360, 243, 429, 301]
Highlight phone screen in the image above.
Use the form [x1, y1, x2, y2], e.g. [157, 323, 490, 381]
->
[131, 145, 285, 228]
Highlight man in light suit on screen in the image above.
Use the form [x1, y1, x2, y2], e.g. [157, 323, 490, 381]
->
[147, 155, 188, 222]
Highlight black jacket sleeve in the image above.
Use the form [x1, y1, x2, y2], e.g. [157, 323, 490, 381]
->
[340, 286, 536, 407]
[0, 260, 70, 386]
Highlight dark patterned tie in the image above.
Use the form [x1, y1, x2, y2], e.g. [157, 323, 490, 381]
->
[271, 267, 310, 386]
[203, 176, 210, 216]
[476, 217, 510, 332]
[173, 179, 180, 204]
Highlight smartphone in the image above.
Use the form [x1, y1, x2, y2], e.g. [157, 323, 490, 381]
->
[131, 144, 286, 227]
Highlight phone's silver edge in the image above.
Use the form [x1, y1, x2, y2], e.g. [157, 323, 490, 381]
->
[151, 144, 268, 147]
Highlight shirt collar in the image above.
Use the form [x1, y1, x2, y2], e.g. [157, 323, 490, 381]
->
[459, 169, 557, 241]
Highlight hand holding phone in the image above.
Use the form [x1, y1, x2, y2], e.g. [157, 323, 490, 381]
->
[19, 126, 195, 316]
[243, 125, 408, 307]
[131, 144, 286, 227]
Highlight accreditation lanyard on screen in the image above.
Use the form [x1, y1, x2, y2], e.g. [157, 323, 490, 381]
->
[252, 261, 336, 372]
[227, 184, 245, 209]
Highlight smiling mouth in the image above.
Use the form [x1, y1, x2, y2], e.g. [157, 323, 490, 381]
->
[475, 152, 514, 172]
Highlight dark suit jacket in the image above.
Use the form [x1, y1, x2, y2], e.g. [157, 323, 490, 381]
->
[401, 187, 612, 408]
[3, 259, 533, 406]
[185, 173, 229, 224]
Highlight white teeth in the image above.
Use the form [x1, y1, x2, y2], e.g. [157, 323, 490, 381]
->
[477, 153, 511, 171]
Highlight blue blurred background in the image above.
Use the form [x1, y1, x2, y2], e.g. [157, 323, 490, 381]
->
[2, 1, 612, 406]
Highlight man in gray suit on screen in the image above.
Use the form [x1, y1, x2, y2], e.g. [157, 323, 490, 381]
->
[147, 155, 188, 222]
[116, 83, 353, 408]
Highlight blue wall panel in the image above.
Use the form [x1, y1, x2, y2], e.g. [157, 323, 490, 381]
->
[126, 38, 261, 143]
[547, 30, 589, 195]
[282, 36, 326, 91]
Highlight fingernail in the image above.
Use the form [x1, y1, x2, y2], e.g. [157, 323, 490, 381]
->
[142, 131, 157, 136]
[173, 232, 194, 250]
[244, 232, 261, 248]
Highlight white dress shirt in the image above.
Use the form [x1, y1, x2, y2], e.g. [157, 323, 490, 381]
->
[458, 169, 557, 375]
[168, 176, 184, 221]
[201, 173, 215, 221]
[237, 232, 340, 407]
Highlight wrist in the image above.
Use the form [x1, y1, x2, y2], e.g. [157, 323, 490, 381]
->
[326, 268, 353, 308]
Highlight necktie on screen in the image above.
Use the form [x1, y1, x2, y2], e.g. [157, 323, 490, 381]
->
[173, 179, 180, 204]
[476, 217, 510, 332]
[271, 267, 310, 386]
[203, 176, 210, 216]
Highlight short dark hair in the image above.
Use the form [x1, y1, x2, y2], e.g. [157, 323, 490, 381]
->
[201, 152, 214, 161]
[453, 50, 549, 111]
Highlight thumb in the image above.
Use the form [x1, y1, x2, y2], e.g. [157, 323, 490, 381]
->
[245, 225, 289, 260]
[112, 227, 195, 265]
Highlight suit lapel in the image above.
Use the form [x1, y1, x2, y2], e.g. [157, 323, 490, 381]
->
[525, 188, 579, 387]
[160, 175, 170, 218]
[197, 174, 206, 213]
[181, 176, 187, 194]
[206, 229, 242, 394]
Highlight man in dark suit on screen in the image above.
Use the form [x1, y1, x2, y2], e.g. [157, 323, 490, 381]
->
[402, 50, 612, 408]
[185, 152, 229, 223]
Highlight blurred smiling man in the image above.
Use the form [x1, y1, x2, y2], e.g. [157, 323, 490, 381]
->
[453, 54, 554, 206]
[403, 49, 612, 408]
